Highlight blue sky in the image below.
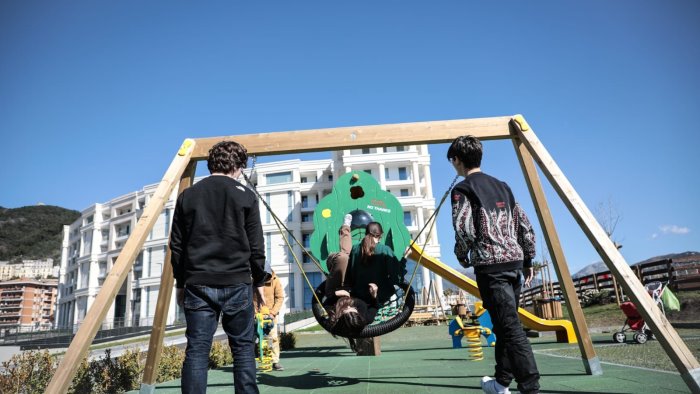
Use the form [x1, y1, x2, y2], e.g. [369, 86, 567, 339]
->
[1, 1, 698, 274]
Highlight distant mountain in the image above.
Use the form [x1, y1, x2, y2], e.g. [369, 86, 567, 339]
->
[0, 205, 80, 262]
[572, 251, 700, 278]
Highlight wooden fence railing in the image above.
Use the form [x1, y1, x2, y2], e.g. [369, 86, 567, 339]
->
[521, 259, 700, 307]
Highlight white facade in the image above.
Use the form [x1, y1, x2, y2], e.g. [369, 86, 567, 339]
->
[56, 144, 443, 329]
[0, 259, 58, 281]
[56, 185, 179, 330]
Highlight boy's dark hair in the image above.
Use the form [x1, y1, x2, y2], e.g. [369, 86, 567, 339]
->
[207, 140, 248, 174]
[447, 135, 482, 169]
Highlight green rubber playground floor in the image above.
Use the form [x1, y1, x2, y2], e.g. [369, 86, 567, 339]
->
[139, 325, 691, 393]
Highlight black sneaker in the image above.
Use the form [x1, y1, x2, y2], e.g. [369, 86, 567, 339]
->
[272, 363, 284, 371]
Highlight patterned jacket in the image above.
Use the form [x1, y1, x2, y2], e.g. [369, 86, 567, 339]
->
[451, 172, 536, 274]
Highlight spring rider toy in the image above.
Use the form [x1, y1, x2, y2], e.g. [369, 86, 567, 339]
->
[449, 301, 496, 360]
[255, 306, 274, 372]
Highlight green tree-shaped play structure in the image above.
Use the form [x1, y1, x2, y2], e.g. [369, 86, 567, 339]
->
[310, 171, 412, 273]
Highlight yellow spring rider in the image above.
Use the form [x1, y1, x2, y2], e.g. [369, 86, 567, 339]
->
[255, 306, 274, 372]
[451, 302, 493, 361]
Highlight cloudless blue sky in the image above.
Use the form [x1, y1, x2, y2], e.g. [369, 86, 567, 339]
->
[1, 1, 698, 274]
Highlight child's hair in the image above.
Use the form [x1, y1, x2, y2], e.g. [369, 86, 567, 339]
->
[329, 296, 368, 332]
[207, 140, 248, 174]
[447, 135, 482, 169]
[360, 222, 384, 263]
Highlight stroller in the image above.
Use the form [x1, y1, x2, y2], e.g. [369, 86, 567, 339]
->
[612, 281, 666, 344]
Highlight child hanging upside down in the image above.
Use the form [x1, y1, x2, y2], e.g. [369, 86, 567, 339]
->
[325, 215, 407, 334]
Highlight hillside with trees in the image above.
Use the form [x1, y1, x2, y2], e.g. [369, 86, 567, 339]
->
[0, 205, 80, 262]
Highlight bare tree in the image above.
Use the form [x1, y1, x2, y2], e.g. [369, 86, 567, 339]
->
[594, 196, 624, 304]
[594, 196, 623, 249]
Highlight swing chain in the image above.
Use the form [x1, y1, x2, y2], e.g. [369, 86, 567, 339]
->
[402, 174, 459, 306]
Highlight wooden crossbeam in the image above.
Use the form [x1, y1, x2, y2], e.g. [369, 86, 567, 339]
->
[191, 116, 513, 159]
[512, 115, 700, 392]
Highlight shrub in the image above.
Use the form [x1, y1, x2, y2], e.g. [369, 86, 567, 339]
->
[157, 345, 185, 383]
[0, 341, 235, 393]
[581, 289, 612, 307]
[280, 332, 296, 350]
[0, 349, 55, 394]
[111, 348, 143, 393]
[209, 340, 233, 369]
[66, 349, 143, 394]
[69, 358, 92, 394]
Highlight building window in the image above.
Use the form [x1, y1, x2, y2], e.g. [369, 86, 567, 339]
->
[164, 208, 171, 235]
[265, 193, 271, 224]
[134, 253, 143, 280]
[396, 145, 406, 152]
[117, 224, 130, 237]
[328, 174, 333, 182]
[303, 272, 323, 309]
[287, 191, 293, 222]
[266, 171, 293, 185]
[301, 195, 308, 208]
[361, 148, 370, 154]
[404, 211, 412, 226]
[301, 213, 311, 222]
[364, 169, 372, 175]
[289, 273, 295, 309]
[398, 167, 408, 180]
[287, 247, 295, 264]
[266, 233, 271, 265]
[302, 233, 311, 248]
[300, 177, 307, 183]
[400, 189, 409, 197]
[384, 168, 390, 180]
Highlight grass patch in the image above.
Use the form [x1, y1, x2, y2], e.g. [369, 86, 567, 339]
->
[558, 289, 700, 329]
[561, 303, 622, 328]
[541, 337, 700, 371]
[294, 324, 325, 333]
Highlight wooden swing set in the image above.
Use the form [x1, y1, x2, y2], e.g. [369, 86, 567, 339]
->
[45, 115, 700, 393]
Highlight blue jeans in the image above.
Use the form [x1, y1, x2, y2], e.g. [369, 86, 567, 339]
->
[476, 269, 540, 394]
[181, 284, 258, 394]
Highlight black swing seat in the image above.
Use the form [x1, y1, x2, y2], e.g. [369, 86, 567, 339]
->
[311, 280, 415, 338]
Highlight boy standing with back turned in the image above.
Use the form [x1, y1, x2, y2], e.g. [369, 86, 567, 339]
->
[448, 135, 540, 394]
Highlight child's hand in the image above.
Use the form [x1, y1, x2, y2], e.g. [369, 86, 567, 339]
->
[335, 290, 351, 298]
[368, 283, 378, 299]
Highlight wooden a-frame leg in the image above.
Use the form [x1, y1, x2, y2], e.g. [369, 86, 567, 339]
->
[510, 125, 601, 375]
[46, 140, 196, 394]
[140, 161, 197, 393]
[512, 115, 700, 393]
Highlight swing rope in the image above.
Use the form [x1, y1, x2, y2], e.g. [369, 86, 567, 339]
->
[244, 156, 325, 273]
[402, 175, 459, 306]
[242, 157, 328, 317]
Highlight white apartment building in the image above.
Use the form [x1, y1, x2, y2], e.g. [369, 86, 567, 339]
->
[0, 259, 58, 281]
[56, 185, 178, 330]
[56, 144, 444, 330]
